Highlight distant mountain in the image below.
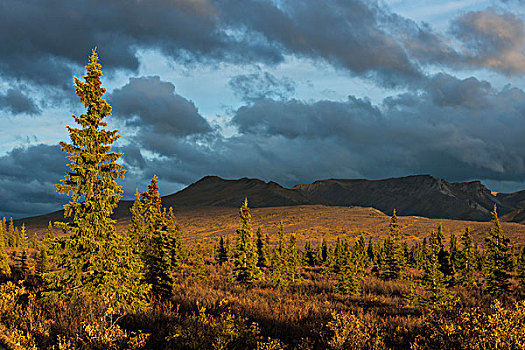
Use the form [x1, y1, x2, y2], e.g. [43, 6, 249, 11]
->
[14, 174, 525, 231]
[294, 175, 513, 221]
[161, 176, 315, 208]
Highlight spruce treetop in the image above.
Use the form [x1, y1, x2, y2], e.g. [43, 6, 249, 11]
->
[56, 48, 124, 231]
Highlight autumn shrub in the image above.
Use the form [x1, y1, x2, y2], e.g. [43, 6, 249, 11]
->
[0, 281, 49, 349]
[0, 281, 148, 350]
[413, 300, 525, 349]
[325, 310, 385, 350]
[165, 299, 283, 349]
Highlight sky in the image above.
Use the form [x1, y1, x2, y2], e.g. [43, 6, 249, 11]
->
[1, 0, 525, 219]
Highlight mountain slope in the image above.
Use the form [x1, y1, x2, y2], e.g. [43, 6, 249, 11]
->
[293, 175, 512, 221]
[161, 176, 315, 208]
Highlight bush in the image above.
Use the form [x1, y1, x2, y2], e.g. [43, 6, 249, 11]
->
[325, 310, 385, 350]
[413, 300, 525, 349]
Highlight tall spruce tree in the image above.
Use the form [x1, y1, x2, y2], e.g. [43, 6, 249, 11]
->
[418, 232, 454, 307]
[449, 233, 459, 272]
[304, 241, 316, 267]
[19, 224, 28, 250]
[272, 221, 288, 288]
[233, 199, 262, 284]
[7, 218, 15, 247]
[0, 219, 10, 276]
[354, 235, 369, 268]
[483, 205, 511, 295]
[0, 218, 6, 249]
[18, 248, 29, 277]
[36, 247, 50, 277]
[435, 224, 454, 281]
[286, 233, 301, 283]
[128, 189, 146, 253]
[140, 176, 176, 300]
[216, 236, 229, 265]
[44, 49, 148, 312]
[255, 227, 269, 268]
[517, 247, 525, 289]
[382, 210, 406, 280]
[191, 243, 208, 281]
[459, 227, 476, 286]
[30, 232, 39, 250]
[44, 221, 55, 244]
[335, 250, 361, 296]
[321, 238, 328, 263]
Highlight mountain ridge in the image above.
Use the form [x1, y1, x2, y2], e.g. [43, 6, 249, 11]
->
[14, 174, 525, 229]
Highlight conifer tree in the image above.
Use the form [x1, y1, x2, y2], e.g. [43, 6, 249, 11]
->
[332, 238, 344, 274]
[30, 232, 39, 249]
[128, 189, 146, 252]
[225, 236, 232, 260]
[382, 210, 406, 280]
[272, 221, 288, 288]
[321, 238, 328, 263]
[354, 235, 369, 268]
[233, 199, 262, 284]
[216, 236, 229, 265]
[44, 221, 55, 245]
[459, 227, 476, 286]
[483, 205, 511, 295]
[510, 246, 518, 273]
[517, 247, 525, 289]
[449, 233, 459, 272]
[435, 224, 453, 281]
[304, 241, 316, 267]
[18, 248, 29, 277]
[335, 250, 361, 296]
[286, 233, 301, 283]
[409, 242, 424, 269]
[0, 218, 6, 249]
[367, 237, 376, 263]
[264, 233, 271, 265]
[19, 224, 28, 250]
[255, 227, 269, 268]
[13, 227, 20, 248]
[191, 244, 208, 281]
[7, 218, 15, 247]
[418, 233, 454, 307]
[44, 49, 148, 311]
[315, 244, 323, 266]
[36, 247, 49, 277]
[140, 176, 175, 300]
[0, 220, 10, 276]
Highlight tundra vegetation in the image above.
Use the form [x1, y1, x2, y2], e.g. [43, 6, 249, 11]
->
[1, 50, 525, 349]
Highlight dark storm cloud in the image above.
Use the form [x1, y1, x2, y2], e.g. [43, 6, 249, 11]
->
[1, 0, 524, 96]
[218, 0, 422, 85]
[229, 70, 296, 101]
[0, 144, 67, 218]
[0, 88, 40, 115]
[0, 0, 281, 88]
[232, 96, 381, 140]
[110, 76, 211, 136]
[0, 0, 426, 90]
[126, 73, 525, 189]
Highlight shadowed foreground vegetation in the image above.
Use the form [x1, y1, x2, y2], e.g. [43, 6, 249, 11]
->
[2, 201, 525, 349]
